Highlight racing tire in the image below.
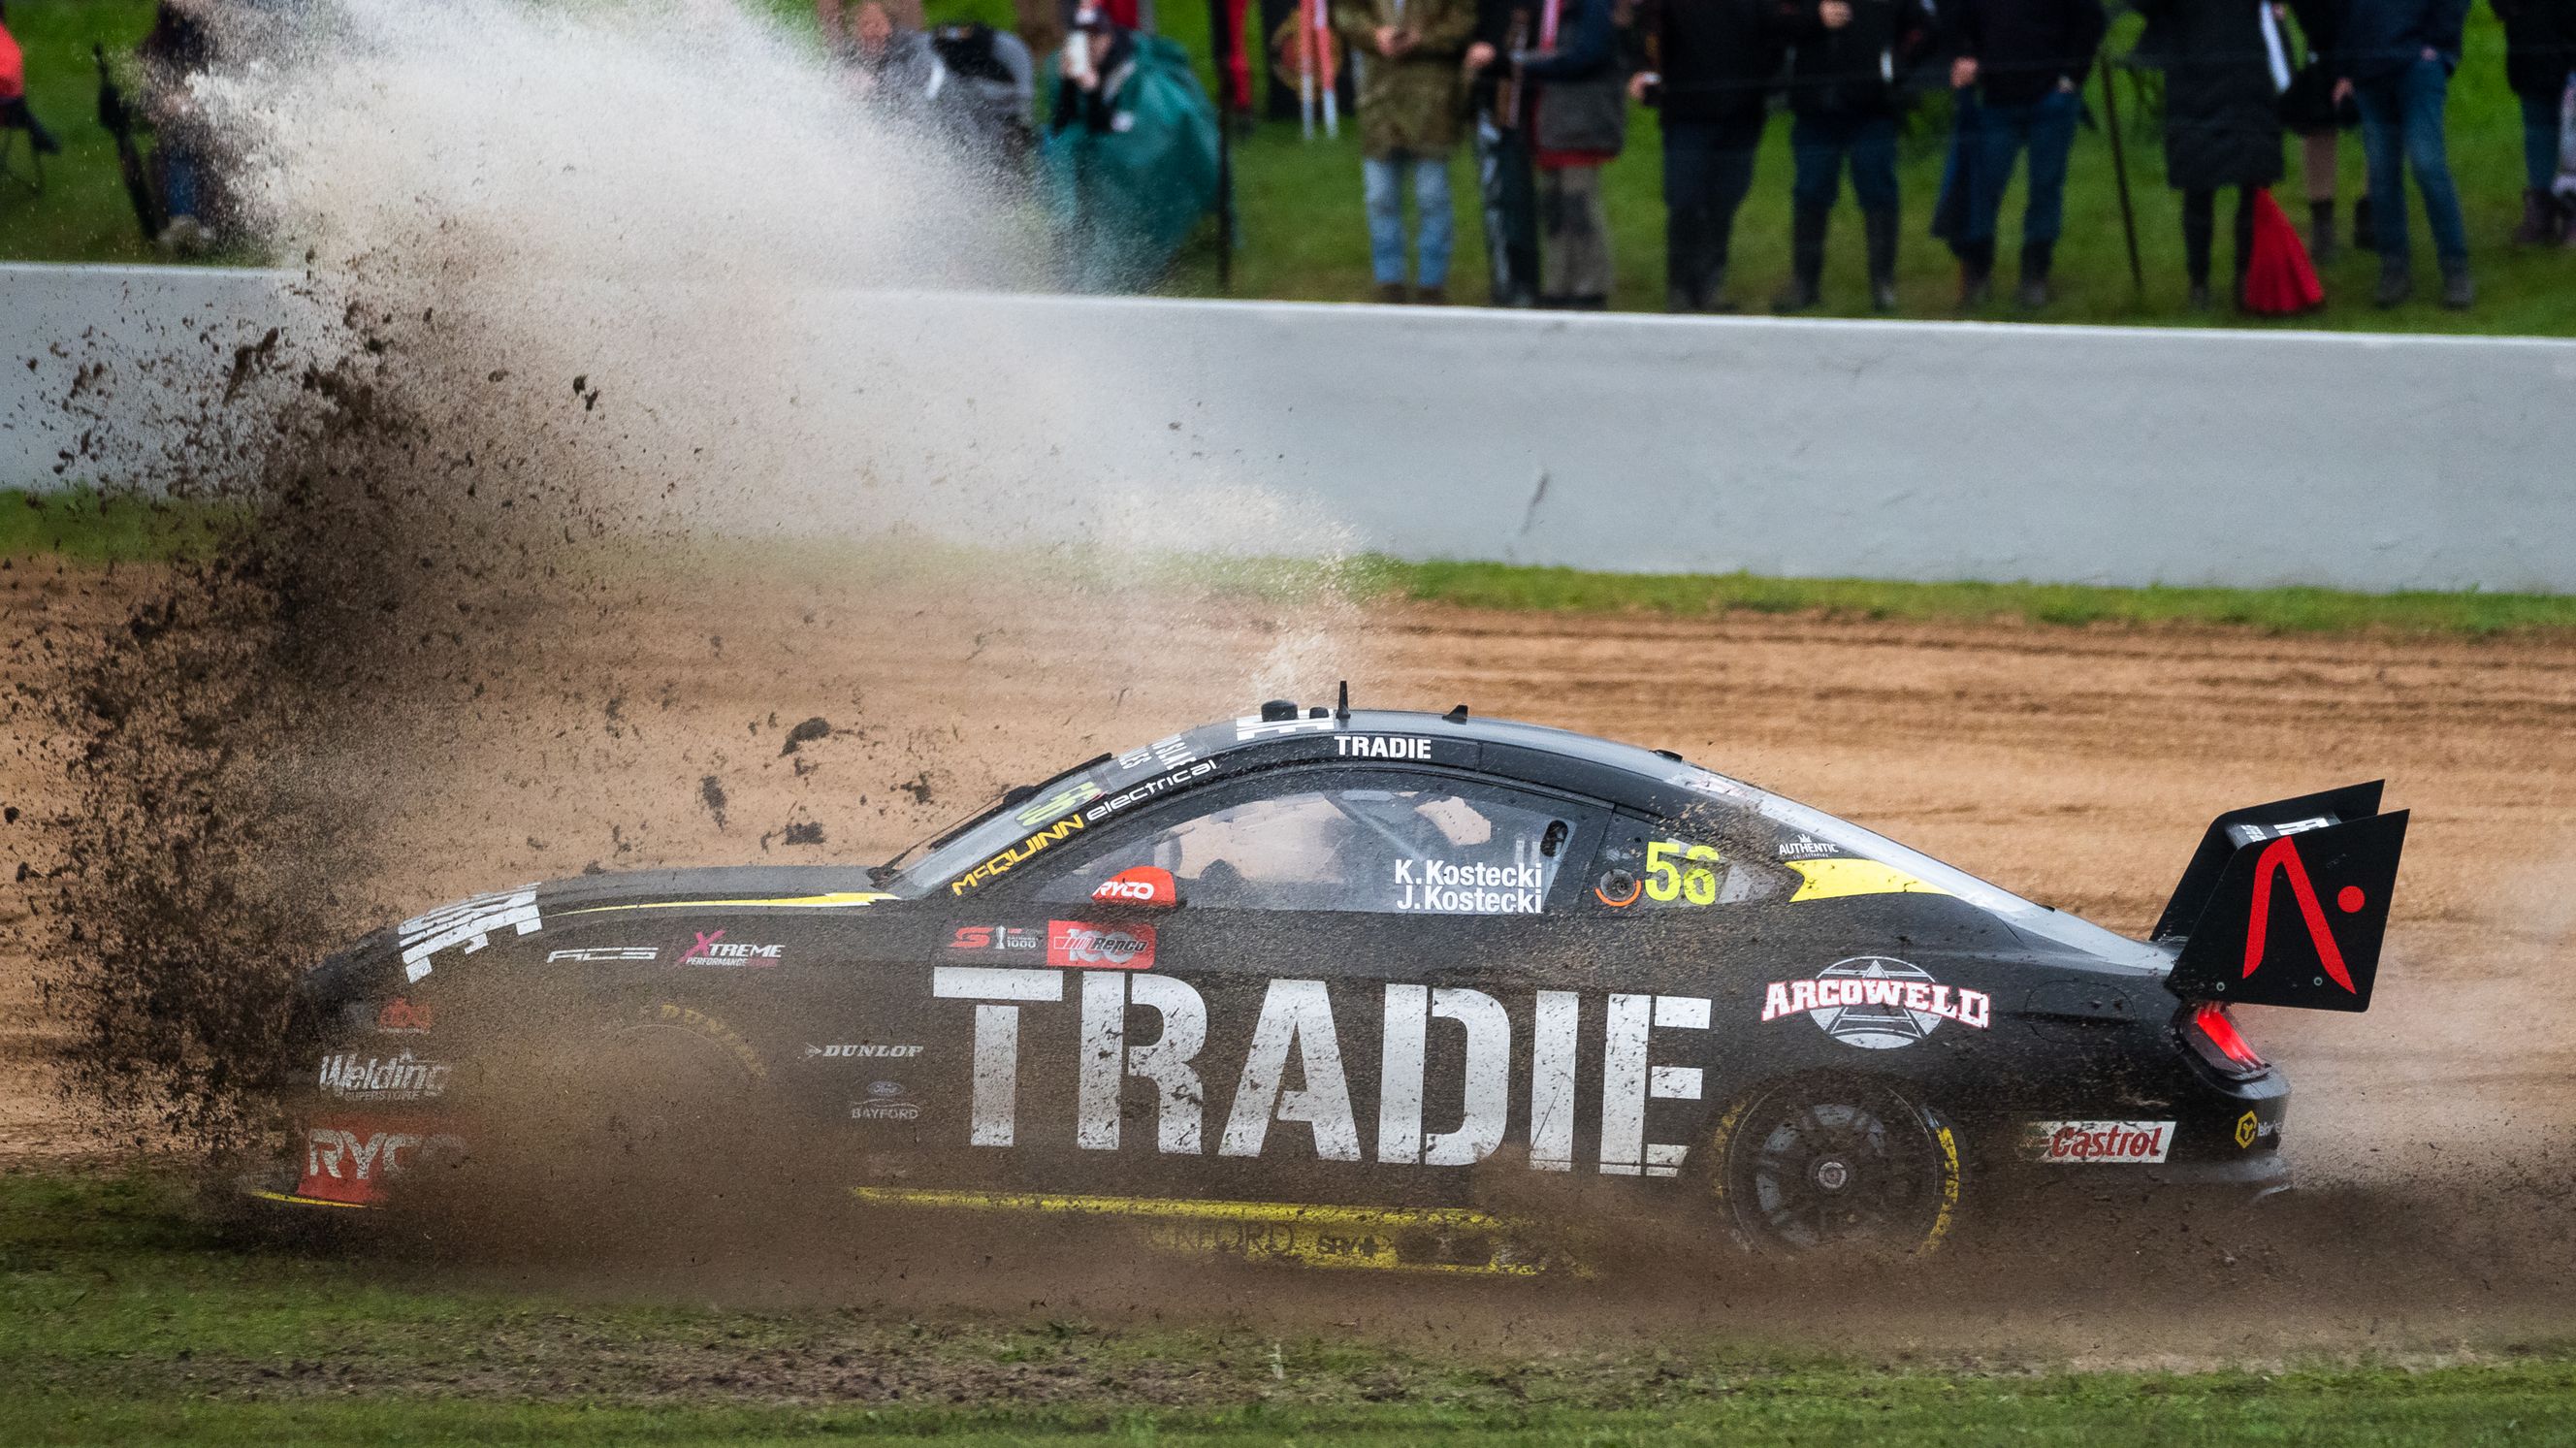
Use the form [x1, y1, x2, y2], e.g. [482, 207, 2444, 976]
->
[1707, 1075, 1963, 1257]
[447, 998, 783, 1251]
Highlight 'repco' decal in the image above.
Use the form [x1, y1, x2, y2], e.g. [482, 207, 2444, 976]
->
[398, 887, 541, 983]
[1760, 956, 1990, 1049]
[1046, 920, 1155, 969]
[2019, 1120, 2174, 1164]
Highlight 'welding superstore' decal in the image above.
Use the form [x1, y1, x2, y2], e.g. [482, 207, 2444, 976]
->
[1760, 957, 1990, 1049]
[318, 1051, 453, 1102]
[931, 970, 1708, 1177]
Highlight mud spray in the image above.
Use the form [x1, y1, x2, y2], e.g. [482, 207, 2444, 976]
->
[29, 0, 1360, 1146]
[14, 0, 2576, 1365]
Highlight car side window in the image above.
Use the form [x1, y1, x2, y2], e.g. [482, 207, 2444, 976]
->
[1032, 776, 1588, 916]
[1585, 810, 1795, 915]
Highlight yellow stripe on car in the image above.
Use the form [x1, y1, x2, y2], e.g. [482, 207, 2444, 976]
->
[1785, 858, 1953, 903]
[850, 1186, 1543, 1275]
[245, 1189, 374, 1210]
[562, 891, 891, 916]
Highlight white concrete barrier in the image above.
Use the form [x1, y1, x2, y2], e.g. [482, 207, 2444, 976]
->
[6, 263, 2571, 593]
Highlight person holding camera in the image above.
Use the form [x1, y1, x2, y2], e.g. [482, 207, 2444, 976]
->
[1629, 0, 1785, 311]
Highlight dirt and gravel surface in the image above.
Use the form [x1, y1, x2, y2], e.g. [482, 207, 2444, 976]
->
[6, 557, 2574, 1365]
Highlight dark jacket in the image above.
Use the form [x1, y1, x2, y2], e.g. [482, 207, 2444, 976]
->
[1782, 0, 1935, 117]
[1952, 0, 2107, 106]
[1516, 0, 1629, 154]
[1634, 0, 1784, 125]
[2493, 0, 2576, 97]
[2139, 0, 2286, 188]
[2334, 0, 2471, 81]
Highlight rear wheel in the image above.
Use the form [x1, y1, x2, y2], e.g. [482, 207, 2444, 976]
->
[1709, 1076, 1962, 1257]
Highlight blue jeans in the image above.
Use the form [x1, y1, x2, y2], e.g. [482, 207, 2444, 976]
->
[2522, 90, 2560, 193]
[1363, 152, 1455, 287]
[1661, 115, 1763, 301]
[2353, 57, 2467, 268]
[1789, 111, 1898, 212]
[1966, 86, 2078, 248]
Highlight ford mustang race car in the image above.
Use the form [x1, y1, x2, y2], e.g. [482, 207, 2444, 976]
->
[260, 694, 2407, 1271]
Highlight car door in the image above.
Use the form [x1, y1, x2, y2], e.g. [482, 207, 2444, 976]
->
[934, 763, 1610, 1210]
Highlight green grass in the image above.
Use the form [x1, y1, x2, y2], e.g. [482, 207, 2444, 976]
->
[0, 486, 237, 560]
[6, 1170, 2576, 1446]
[1365, 557, 2576, 633]
[5, 0, 2571, 334]
[7, 491, 2572, 634]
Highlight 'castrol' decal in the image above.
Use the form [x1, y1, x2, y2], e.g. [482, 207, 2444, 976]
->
[2019, 1120, 2175, 1165]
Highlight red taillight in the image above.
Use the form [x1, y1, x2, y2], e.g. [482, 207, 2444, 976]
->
[2190, 1002, 2268, 1073]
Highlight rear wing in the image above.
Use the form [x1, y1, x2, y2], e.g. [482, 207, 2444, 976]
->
[2153, 784, 2407, 1014]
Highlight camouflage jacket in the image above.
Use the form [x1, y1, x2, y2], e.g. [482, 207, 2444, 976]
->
[1330, 0, 1480, 155]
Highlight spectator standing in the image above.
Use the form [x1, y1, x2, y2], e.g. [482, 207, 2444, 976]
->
[1630, 0, 1783, 311]
[1465, 0, 1543, 306]
[0, 3, 61, 158]
[1945, 0, 2104, 308]
[820, 0, 943, 103]
[2494, 0, 2576, 243]
[1515, 0, 1627, 308]
[2334, 0, 2473, 306]
[1773, 0, 1935, 312]
[2137, 0, 2285, 309]
[138, 0, 221, 252]
[2282, 0, 2359, 260]
[1332, 0, 1476, 302]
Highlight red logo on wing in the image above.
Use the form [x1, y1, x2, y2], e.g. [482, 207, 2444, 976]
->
[2242, 838, 2359, 993]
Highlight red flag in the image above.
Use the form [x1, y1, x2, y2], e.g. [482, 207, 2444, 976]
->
[2242, 189, 2324, 315]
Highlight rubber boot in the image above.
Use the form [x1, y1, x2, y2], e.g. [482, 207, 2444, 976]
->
[1862, 208, 1899, 312]
[2352, 193, 2377, 254]
[2015, 239, 2054, 309]
[2513, 188, 2557, 247]
[2307, 200, 2338, 264]
[1954, 239, 1994, 311]
[1771, 206, 1827, 313]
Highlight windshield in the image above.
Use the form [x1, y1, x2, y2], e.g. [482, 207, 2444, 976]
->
[1671, 767, 2167, 969]
[882, 731, 1208, 898]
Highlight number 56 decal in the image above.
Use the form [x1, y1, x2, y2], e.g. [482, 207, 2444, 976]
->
[1645, 841, 1723, 905]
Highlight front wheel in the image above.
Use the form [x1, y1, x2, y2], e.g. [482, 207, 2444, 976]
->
[1708, 1076, 1962, 1257]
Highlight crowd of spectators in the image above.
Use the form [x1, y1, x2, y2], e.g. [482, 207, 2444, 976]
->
[13, 0, 2568, 311]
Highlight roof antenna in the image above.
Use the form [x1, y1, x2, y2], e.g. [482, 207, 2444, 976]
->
[1336, 680, 1351, 723]
[1443, 702, 1469, 724]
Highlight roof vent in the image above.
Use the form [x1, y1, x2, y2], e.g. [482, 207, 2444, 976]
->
[1259, 699, 1299, 723]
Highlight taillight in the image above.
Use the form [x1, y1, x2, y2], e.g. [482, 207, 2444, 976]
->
[2184, 1002, 2269, 1075]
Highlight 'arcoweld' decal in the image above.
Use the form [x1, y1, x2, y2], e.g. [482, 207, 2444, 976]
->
[1760, 956, 1989, 1049]
[928, 971, 1708, 1177]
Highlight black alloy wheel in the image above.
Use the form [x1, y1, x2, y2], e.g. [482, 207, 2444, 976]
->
[1712, 1076, 1962, 1256]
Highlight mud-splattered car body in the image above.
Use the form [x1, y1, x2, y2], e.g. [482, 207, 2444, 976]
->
[261, 701, 2407, 1270]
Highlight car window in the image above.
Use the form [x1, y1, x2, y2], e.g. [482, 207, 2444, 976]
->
[1033, 780, 1582, 915]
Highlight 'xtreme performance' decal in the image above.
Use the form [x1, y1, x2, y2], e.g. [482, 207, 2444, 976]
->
[929, 969, 1711, 1177]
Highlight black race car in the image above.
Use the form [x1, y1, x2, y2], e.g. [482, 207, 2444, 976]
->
[262, 694, 2406, 1271]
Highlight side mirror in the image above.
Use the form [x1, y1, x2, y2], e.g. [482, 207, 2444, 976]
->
[1089, 865, 1182, 912]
